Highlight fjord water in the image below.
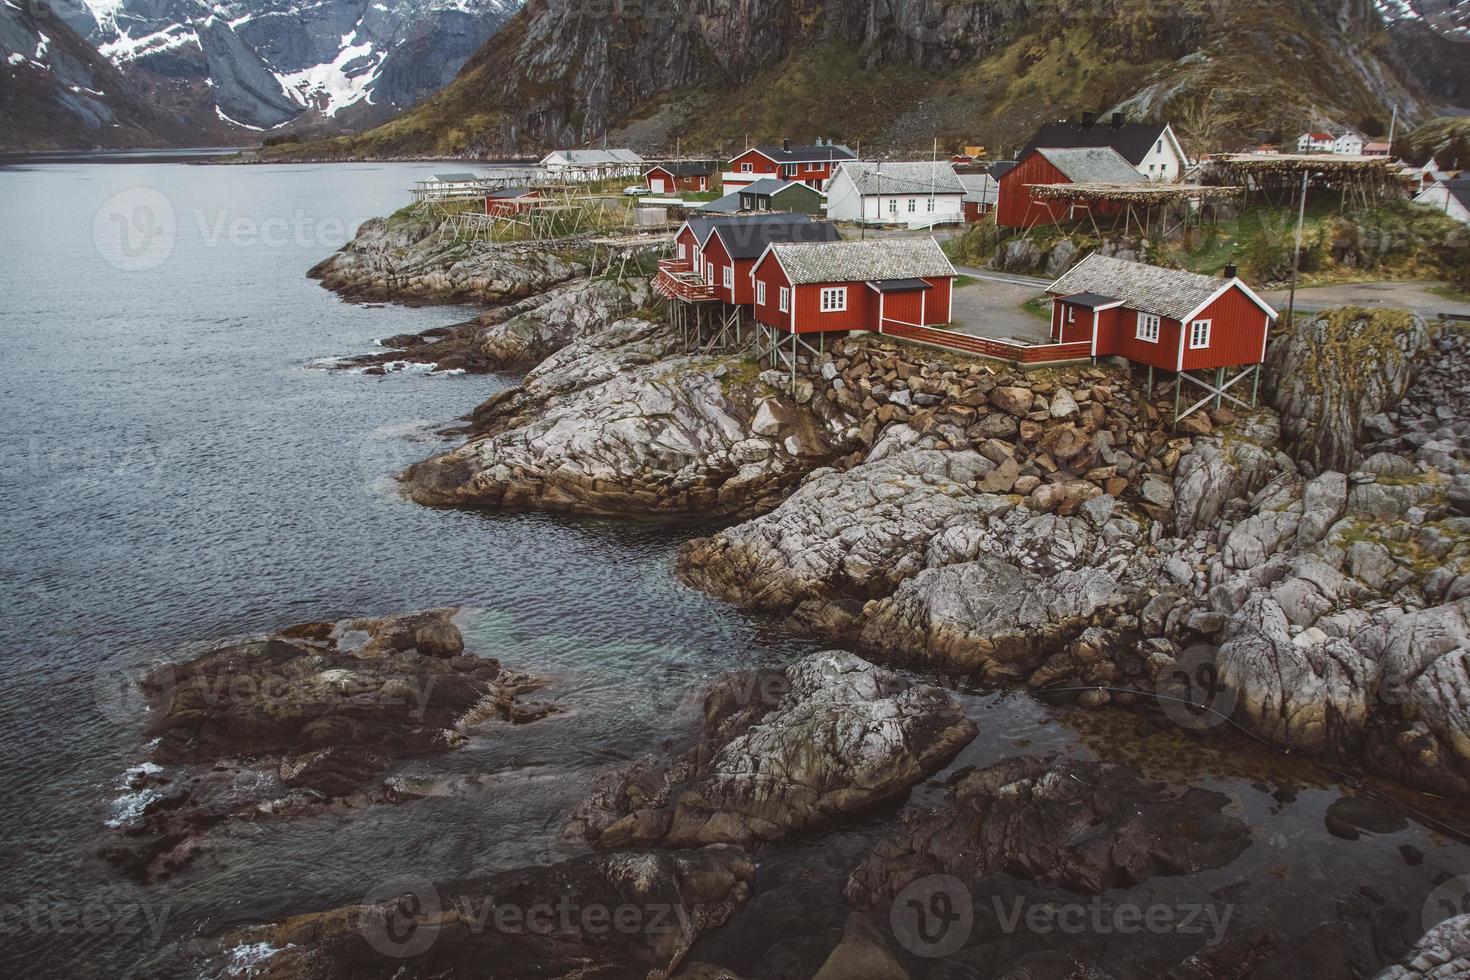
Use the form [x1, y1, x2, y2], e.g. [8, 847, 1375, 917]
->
[0, 158, 1464, 978]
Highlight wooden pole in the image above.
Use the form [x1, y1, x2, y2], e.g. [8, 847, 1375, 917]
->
[1285, 170, 1308, 328]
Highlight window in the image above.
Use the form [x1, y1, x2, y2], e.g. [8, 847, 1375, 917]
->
[706, 265, 715, 285]
[1156, 140, 1163, 153]
[778, 287, 790, 312]
[820, 287, 847, 312]
[677, 242, 686, 260]
[741, 162, 753, 173]
[887, 199, 897, 215]
[1189, 319, 1211, 349]
[757, 281, 767, 306]
[926, 199, 935, 212]
[723, 265, 733, 290]
[1066, 306, 1075, 324]
[907, 198, 917, 213]
[1136, 312, 1161, 343]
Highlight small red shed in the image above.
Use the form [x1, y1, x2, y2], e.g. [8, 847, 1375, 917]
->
[1046, 254, 1277, 372]
[484, 187, 539, 216]
[996, 147, 1144, 228]
[645, 161, 717, 194]
[750, 238, 956, 336]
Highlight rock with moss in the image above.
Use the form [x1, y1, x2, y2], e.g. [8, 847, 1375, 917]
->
[1265, 307, 1431, 473]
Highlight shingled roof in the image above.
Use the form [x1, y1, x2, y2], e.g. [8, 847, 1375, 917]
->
[647, 161, 717, 176]
[765, 238, 955, 285]
[1020, 119, 1171, 167]
[835, 161, 966, 196]
[752, 143, 857, 164]
[1032, 147, 1146, 184]
[1049, 254, 1276, 322]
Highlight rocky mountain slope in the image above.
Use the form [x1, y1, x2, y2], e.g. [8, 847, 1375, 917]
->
[4, 0, 524, 150]
[271, 0, 1465, 161]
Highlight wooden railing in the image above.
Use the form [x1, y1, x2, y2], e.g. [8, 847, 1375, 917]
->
[657, 258, 692, 274]
[654, 266, 719, 302]
[880, 322, 1093, 364]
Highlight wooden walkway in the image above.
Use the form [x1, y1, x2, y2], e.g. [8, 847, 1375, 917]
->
[880, 322, 1093, 365]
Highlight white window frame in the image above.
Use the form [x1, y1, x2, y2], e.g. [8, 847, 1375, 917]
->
[757, 280, 767, 306]
[778, 286, 790, 313]
[1136, 312, 1161, 343]
[907, 198, 917, 213]
[1189, 318, 1212, 349]
[887, 198, 897, 215]
[820, 287, 848, 312]
[677, 242, 686, 260]
[706, 265, 715, 286]
[740, 162, 754, 173]
[1066, 306, 1075, 324]
[926, 198, 935, 212]
[723, 265, 733, 290]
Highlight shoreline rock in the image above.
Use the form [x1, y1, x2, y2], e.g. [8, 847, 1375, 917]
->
[101, 609, 553, 883]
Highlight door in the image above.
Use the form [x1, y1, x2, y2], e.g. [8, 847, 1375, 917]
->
[652, 178, 666, 193]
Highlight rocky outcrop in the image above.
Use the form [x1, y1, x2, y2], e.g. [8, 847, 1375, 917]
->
[403, 321, 857, 518]
[1265, 308, 1431, 474]
[1377, 914, 1470, 980]
[101, 609, 551, 883]
[211, 846, 754, 979]
[844, 756, 1252, 905]
[308, 214, 588, 304]
[565, 651, 976, 848]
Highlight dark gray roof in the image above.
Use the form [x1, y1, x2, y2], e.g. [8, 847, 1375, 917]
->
[739, 178, 819, 198]
[768, 238, 955, 285]
[751, 143, 857, 164]
[1439, 178, 1470, 211]
[1033, 147, 1146, 184]
[430, 172, 478, 182]
[1049, 253, 1272, 322]
[1020, 120, 1171, 167]
[1057, 291, 1121, 308]
[959, 173, 998, 204]
[869, 278, 933, 293]
[487, 187, 535, 199]
[989, 161, 1017, 180]
[647, 161, 717, 176]
[835, 161, 966, 196]
[711, 214, 840, 259]
[699, 192, 745, 213]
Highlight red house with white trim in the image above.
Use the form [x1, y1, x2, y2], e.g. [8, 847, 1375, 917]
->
[1046, 254, 1277, 372]
[750, 238, 956, 336]
[644, 161, 717, 194]
[658, 213, 841, 305]
[723, 140, 857, 193]
[996, 147, 1144, 228]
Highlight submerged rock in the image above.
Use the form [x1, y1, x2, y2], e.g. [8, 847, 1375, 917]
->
[566, 651, 976, 849]
[212, 846, 754, 979]
[845, 756, 1252, 904]
[101, 609, 551, 883]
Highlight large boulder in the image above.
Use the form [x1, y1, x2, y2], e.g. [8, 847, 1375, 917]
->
[566, 651, 977, 849]
[209, 847, 754, 979]
[472, 276, 652, 371]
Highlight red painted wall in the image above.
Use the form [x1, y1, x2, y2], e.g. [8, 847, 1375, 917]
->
[674, 226, 700, 267]
[1180, 287, 1271, 371]
[997, 154, 1072, 228]
[728, 150, 842, 187]
[647, 168, 709, 192]
[751, 254, 793, 331]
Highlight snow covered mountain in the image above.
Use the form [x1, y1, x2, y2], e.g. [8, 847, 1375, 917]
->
[44, 0, 524, 132]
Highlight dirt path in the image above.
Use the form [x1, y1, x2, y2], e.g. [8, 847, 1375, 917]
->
[1261, 280, 1470, 318]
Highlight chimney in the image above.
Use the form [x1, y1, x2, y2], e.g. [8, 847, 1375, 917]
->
[783, 138, 791, 152]
[1081, 111, 1096, 128]
[1112, 112, 1125, 128]
[1224, 263, 1238, 279]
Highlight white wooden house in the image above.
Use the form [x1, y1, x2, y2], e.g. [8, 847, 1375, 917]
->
[823, 161, 966, 226]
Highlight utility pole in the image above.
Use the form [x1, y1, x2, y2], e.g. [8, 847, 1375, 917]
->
[1387, 104, 1398, 152]
[1286, 170, 1308, 327]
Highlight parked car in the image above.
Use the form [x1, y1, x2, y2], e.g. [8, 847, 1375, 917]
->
[623, 185, 651, 196]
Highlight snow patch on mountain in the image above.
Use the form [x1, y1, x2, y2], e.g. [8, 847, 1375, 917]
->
[275, 28, 379, 116]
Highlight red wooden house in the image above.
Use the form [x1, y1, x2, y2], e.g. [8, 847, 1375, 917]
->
[750, 238, 956, 336]
[657, 213, 840, 305]
[1046, 254, 1276, 372]
[484, 187, 539, 216]
[644, 161, 717, 194]
[996, 147, 1144, 228]
[723, 139, 857, 193]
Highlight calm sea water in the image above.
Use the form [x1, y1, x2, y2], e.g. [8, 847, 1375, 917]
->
[0, 156, 1464, 978]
